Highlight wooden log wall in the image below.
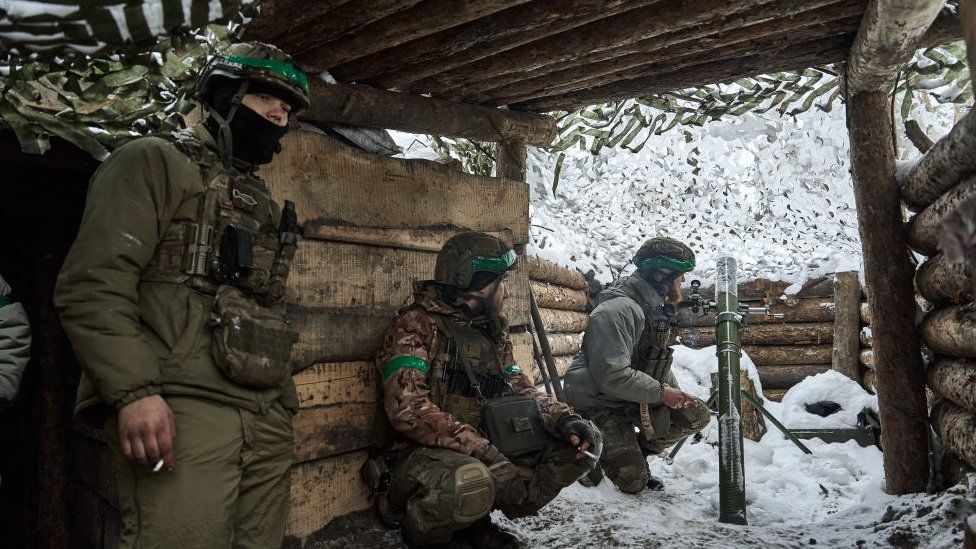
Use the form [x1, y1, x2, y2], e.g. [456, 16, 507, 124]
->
[900, 102, 976, 472]
[524, 256, 589, 385]
[675, 276, 851, 403]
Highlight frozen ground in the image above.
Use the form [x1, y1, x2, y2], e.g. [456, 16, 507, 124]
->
[495, 346, 975, 548]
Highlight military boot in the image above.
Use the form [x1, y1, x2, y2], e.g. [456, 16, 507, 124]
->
[456, 516, 519, 549]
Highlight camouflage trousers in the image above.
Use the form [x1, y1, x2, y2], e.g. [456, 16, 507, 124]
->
[390, 438, 593, 543]
[588, 399, 710, 494]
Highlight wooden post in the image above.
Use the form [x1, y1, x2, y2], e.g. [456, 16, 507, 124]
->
[846, 90, 929, 493]
[831, 271, 861, 381]
[496, 138, 527, 181]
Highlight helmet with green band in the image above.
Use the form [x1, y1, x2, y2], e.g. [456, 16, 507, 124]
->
[633, 237, 696, 273]
[196, 42, 310, 112]
[435, 232, 517, 289]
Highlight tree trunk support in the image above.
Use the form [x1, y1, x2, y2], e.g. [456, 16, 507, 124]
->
[832, 271, 862, 381]
[846, 89, 929, 493]
[496, 138, 527, 181]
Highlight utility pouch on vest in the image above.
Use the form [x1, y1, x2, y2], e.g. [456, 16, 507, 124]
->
[480, 395, 548, 457]
[210, 284, 298, 389]
[639, 345, 674, 383]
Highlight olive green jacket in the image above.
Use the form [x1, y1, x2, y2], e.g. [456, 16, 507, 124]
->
[54, 126, 298, 418]
[563, 274, 676, 410]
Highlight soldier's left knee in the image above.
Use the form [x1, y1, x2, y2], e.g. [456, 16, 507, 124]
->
[450, 461, 495, 524]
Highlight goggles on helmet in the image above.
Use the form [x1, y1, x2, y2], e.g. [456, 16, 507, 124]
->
[635, 255, 695, 273]
[225, 55, 309, 94]
[471, 250, 518, 272]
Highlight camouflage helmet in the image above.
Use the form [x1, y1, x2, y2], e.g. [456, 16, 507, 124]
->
[435, 232, 517, 289]
[196, 41, 310, 112]
[633, 237, 695, 273]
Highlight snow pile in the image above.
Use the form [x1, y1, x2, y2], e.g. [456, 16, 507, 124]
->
[496, 345, 973, 548]
[775, 370, 878, 429]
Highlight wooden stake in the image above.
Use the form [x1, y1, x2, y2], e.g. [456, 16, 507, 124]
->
[832, 271, 862, 381]
[904, 120, 935, 153]
[846, 90, 929, 494]
[496, 138, 527, 181]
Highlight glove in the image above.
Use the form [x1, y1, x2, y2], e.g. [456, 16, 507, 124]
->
[478, 445, 525, 505]
[558, 416, 603, 461]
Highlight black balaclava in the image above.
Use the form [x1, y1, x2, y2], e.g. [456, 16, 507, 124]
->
[203, 79, 290, 166]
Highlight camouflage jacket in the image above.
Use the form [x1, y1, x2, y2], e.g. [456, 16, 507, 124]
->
[375, 281, 577, 457]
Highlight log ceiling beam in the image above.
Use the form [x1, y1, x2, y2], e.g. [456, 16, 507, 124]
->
[330, 0, 656, 86]
[292, 0, 532, 72]
[258, 0, 423, 56]
[406, 0, 765, 95]
[512, 12, 960, 112]
[472, 3, 865, 107]
[300, 81, 556, 146]
[455, 0, 855, 104]
[846, 0, 944, 93]
[242, 0, 352, 43]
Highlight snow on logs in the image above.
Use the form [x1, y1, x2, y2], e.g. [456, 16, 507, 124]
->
[525, 257, 590, 384]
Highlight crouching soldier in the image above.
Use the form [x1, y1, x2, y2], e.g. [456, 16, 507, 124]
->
[563, 237, 710, 494]
[373, 232, 600, 548]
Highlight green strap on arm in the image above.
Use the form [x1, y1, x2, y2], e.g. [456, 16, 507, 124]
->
[0, 296, 10, 308]
[503, 364, 522, 376]
[382, 355, 429, 381]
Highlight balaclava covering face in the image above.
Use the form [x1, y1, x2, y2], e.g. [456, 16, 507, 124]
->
[204, 79, 290, 165]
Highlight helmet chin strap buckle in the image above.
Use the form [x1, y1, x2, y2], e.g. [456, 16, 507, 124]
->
[213, 81, 250, 168]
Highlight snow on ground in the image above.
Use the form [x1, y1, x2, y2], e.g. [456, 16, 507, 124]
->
[495, 346, 975, 548]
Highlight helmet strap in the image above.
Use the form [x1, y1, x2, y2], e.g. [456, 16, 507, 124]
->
[208, 80, 249, 169]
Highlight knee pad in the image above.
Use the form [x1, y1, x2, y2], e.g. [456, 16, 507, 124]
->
[609, 465, 648, 495]
[452, 462, 494, 524]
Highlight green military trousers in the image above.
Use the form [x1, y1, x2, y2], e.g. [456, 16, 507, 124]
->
[390, 438, 592, 544]
[105, 396, 294, 549]
[590, 398, 710, 494]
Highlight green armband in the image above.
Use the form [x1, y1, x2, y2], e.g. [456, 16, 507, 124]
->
[0, 296, 9, 308]
[382, 355, 429, 380]
[503, 364, 522, 376]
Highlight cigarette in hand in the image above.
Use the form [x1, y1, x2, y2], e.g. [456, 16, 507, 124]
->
[152, 459, 164, 473]
[579, 447, 598, 460]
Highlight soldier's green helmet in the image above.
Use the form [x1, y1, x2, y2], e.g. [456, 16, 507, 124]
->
[196, 41, 310, 112]
[435, 232, 518, 290]
[633, 237, 695, 273]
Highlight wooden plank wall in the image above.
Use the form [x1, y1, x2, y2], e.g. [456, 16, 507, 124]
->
[261, 129, 531, 543]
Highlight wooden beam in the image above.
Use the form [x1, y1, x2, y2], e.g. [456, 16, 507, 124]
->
[513, 33, 854, 112]
[916, 253, 972, 304]
[300, 81, 556, 146]
[410, 0, 761, 94]
[744, 344, 832, 366]
[292, 0, 531, 71]
[831, 271, 862, 382]
[899, 108, 976, 211]
[846, 89, 929, 494]
[513, 12, 958, 112]
[331, 0, 655, 85]
[242, 0, 353, 43]
[846, 0, 943, 93]
[928, 358, 976, 414]
[758, 364, 832, 390]
[530, 280, 589, 312]
[525, 256, 587, 290]
[675, 322, 834, 347]
[265, 1, 422, 56]
[478, 15, 862, 107]
[496, 138, 527, 181]
[904, 119, 934, 153]
[461, 0, 859, 105]
[931, 399, 976, 470]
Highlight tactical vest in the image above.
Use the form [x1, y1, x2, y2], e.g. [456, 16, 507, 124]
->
[141, 129, 300, 389]
[427, 314, 516, 428]
[602, 274, 676, 383]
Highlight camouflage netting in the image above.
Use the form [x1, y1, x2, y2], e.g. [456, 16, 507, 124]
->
[0, 1, 262, 158]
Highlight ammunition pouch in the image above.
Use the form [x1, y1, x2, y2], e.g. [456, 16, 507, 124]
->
[637, 345, 673, 383]
[480, 395, 548, 458]
[210, 285, 297, 389]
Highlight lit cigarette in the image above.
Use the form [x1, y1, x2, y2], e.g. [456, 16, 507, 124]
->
[579, 448, 598, 460]
[152, 459, 164, 473]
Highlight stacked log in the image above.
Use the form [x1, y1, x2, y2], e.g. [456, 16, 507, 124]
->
[676, 277, 839, 403]
[526, 256, 590, 384]
[900, 107, 976, 471]
[860, 298, 876, 393]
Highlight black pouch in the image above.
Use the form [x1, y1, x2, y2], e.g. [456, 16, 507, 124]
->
[480, 395, 548, 458]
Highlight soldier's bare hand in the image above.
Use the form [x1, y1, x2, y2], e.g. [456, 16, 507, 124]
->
[662, 387, 695, 409]
[118, 395, 176, 471]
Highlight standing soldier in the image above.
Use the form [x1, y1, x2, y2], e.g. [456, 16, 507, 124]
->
[374, 232, 600, 548]
[54, 42, 308, 548]
[563, 237, 710, 493]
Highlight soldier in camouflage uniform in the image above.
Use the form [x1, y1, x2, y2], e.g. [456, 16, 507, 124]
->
[54, 42, 308, 548]
[563, 237, 711, 494]
[375, 232, 601, 548]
